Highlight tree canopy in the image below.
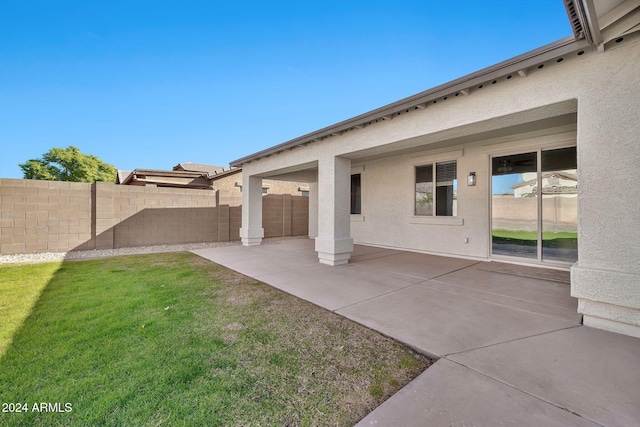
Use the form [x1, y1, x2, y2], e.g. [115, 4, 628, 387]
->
[19, 146, 117, 183]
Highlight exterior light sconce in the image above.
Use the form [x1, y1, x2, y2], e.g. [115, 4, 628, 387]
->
[467, 172, 476, 186]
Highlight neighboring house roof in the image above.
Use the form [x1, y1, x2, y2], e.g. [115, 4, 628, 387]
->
[230, 0, 634, 167]
[207, 167, 242, 182]
[117, 164, 244, 190]
[172, 162, 228, 174]
[509, 172, 578, 189]
[118, 168, 214, 190]
[116, 170, 131, 184]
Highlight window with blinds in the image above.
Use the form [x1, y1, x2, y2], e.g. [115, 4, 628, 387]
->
[415, 161, 457, 216]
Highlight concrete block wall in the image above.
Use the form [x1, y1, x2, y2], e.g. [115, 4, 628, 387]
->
[217, 190, 242, 241]
[263, 194, 285, 238]
[261, 194, 309, 238]
[492, 197, 577, 232]
[291, 195, 309, 236]
[0, 178, 93, 254]
[113, 207, 218, 248]
[229, 206, 242, 241]
[0, 179, 309, 255]
[95, 182, 218, 250]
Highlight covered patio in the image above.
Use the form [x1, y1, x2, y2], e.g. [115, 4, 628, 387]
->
[194, 238, 580, 358]
[228, 0, 640, 339]
[192, 238, 640, 426]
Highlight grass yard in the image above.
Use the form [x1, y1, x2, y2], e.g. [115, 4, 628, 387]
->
[0, 252, 430, 426]
[492, 229, 578, 248]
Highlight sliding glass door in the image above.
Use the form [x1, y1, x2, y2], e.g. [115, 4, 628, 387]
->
[491, 152, 538, 259]
[491, 146, 577, 264]
[540, 147, 578, 262]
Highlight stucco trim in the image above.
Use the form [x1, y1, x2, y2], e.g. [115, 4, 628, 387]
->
[571, 265, 640, 310]
[583, 315, 640, 339]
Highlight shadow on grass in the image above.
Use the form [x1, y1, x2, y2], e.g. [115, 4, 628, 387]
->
[0, 261, 62, 360]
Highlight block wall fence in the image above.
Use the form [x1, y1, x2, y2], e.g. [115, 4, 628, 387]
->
[0, 179, 309, 255]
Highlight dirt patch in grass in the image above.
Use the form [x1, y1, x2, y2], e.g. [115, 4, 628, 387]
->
[0, 252, 431, 426]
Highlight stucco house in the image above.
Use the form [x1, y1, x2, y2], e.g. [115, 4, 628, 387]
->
[228, 0, 640, 338]
[509, 171, 577, 198]
[203, 166, 310, 198]
[117, 162, 309, 197]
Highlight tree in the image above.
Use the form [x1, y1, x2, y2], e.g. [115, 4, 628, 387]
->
[19, 146, 117, 183]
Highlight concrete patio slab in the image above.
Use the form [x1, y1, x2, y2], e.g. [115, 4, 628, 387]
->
[250, 238, 318, 261]
[192, 244, 318, 277]
[427, 279, 581, 323]
[448, 326, 640, 427]
[337, 283, 579, 358]
[191, 245, 264, 263]
[426, 265, 582, 323]
[434, 265, 577, 310]
[478, 261, 571, 283]
[356, 359, 598, 427]
[192, 240, 640, 426]
[354, 251, 479, 280]
[253, 262, 423, 311]
[349, 245, 403, 262]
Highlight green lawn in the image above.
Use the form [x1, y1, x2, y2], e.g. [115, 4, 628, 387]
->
[0, 253, 429, 426]
[492, 229, 577, 248]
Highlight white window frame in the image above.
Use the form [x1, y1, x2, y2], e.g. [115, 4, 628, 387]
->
[410, 150, 463, 226]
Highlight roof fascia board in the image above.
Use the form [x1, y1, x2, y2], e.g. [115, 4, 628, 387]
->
[208, 168, 242, 181]
[600, 0, 640, 28]
[582, 0, 604, 46]
[230, 36, 589, 167]
[133, 177, 211, 187]
[132, 169, 207, 178]
[600, 3, 640, 42]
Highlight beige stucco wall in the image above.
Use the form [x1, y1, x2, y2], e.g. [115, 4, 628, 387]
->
[348, 129, 577, 259]
[212, 172, 308, 198]
[239, 35, 640, 336]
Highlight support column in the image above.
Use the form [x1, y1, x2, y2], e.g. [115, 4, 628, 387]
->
[239, 174, 264, 246]
[315, 156, 353, 266]
[570, 60, 640, 338]
[308, 181, 318, 239]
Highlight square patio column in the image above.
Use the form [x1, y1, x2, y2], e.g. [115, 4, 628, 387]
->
[308, 181, 318, 239]
[239, 174, 264, 246]
[315, 155, 353, 266]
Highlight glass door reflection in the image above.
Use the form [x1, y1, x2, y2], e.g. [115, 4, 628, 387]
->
[541, 147, 578, 263]
[491, 152, 538, 259]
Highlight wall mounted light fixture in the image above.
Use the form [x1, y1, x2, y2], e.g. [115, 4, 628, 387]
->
[467, 172, 476, 186]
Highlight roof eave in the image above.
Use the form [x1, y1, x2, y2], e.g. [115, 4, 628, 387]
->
[131, 169, 208, 178]
[207, 167, 243, 181]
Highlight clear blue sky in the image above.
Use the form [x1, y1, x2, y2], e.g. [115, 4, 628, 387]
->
[0, 1, 571, 178]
